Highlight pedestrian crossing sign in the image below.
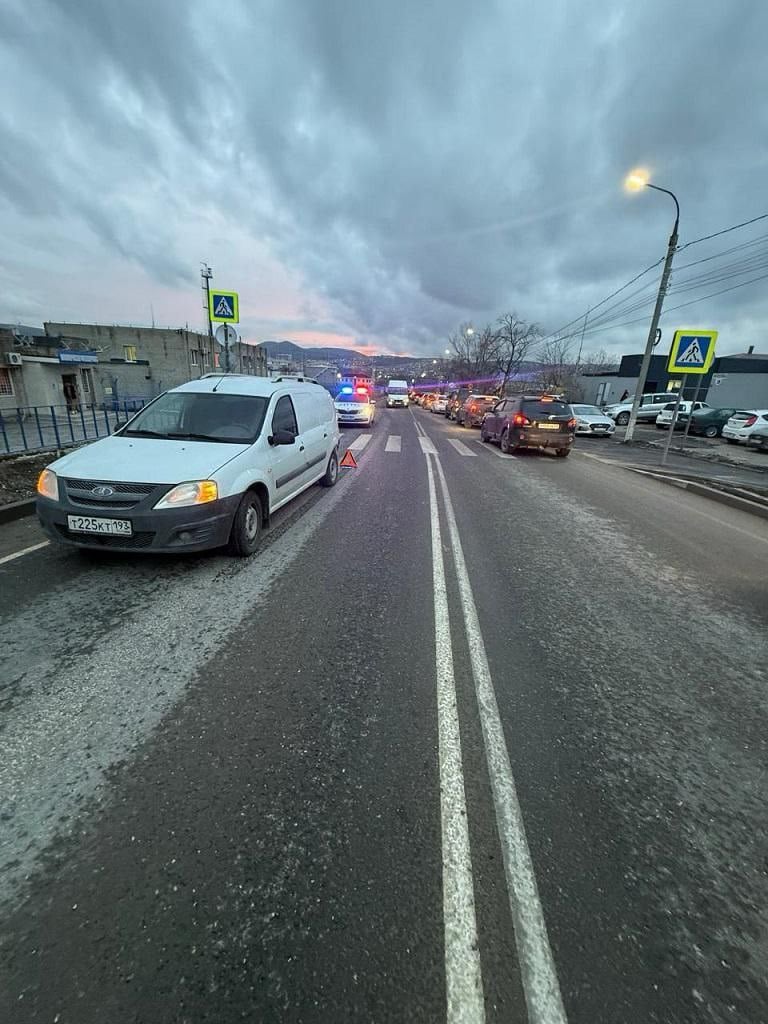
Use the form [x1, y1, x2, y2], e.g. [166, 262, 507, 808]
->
[667, 329, 717, 374]
[209, 289, 239, 323]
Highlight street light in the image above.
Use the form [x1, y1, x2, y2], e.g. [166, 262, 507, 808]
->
[622, 168, 680, 443]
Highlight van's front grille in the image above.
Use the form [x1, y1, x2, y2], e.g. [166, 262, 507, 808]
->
[63, 479, 166, 510]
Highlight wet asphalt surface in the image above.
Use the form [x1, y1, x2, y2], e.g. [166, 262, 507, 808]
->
[1, 407, 767, 1024]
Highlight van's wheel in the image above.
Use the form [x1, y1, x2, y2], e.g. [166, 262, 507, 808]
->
[228, 491, 263, 557]
[703, 425, 718, 438]
[320, 449, 339, 487]
[616, 412, 630, 425]
[555, 448, 571, 458]
[480, 425, 490, 442]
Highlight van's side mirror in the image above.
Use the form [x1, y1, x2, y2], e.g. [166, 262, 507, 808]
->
[269, 429, 296, 446]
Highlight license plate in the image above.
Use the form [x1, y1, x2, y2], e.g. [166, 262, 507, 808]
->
[67, 515, 133, 536]
[536, 422, 560, 430]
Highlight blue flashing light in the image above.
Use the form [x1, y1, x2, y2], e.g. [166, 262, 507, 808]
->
[340, 386, 353, 393]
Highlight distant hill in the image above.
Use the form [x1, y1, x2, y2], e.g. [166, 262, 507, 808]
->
[257, 340, 368, 363]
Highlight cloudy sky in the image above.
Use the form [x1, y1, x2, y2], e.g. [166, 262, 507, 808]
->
[2, 0, 767, 357]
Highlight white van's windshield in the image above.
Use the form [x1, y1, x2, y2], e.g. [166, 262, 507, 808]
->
[123, 392, 269, 443]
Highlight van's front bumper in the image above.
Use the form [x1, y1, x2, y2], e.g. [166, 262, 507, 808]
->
[37, 494, 240, 554]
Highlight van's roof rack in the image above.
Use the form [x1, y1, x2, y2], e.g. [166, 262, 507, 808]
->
[199, 372, 250, 379]
[272, 374, 320, 384]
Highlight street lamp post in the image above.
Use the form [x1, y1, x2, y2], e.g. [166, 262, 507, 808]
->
[622, 170, 680, 443]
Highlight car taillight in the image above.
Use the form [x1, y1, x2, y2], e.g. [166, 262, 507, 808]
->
[744, 415, 757, 427]
[469, 403, 477, 413]
[512, 413, 530, 426]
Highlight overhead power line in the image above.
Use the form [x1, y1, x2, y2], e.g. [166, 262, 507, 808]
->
[575, 267, 768, 339]
[542, 211, 768, 348]
[677, 213, 768, 251]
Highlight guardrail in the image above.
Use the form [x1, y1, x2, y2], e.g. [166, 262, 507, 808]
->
[0, 402, 146, 456]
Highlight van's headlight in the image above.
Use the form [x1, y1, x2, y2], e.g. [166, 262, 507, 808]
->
[37, 469, 59, 501]
[154, 481, 218, 509]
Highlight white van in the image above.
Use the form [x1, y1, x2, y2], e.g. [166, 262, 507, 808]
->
[385, 379, 410, 408]
[36, 375, 341, 557]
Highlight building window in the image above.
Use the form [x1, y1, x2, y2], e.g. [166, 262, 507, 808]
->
[0, 368, 14, 396]
[123, 345, 138, 362]
[191, 349, 199, 366]
[81, 368, 94, 395]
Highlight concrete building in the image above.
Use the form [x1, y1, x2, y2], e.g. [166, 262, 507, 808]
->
[0, 322, 267, 414]
[577, 349, 768, 408]
[706, 352, 768, 408]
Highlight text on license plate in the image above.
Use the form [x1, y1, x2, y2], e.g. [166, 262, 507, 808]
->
[536, 422, 561, 430]
[67, 515, 133, 536]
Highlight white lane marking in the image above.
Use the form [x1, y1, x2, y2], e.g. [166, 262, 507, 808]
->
[0, 540, 50, 566]
[434, 456, 568, 1024]
[385, 434, 402, 453]
[447, 439, 477, 457]
[348, 434, 372, 452]
[426, 456, 486, 1024]
[571, 449, 627, 466]
[473, 439, 517, 460]
[419, 435, 438, 455]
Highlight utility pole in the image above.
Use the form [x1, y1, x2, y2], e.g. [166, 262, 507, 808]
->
[624, 181, 679, 443]
[201, 263, 213, 372]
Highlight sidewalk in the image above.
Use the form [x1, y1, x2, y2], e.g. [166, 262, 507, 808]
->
[576, 436, 768, 496]
[611, 424, 768, 475]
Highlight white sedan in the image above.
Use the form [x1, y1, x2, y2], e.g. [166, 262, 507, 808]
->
[721, 409, 768, 444]
[570, 404, 615, 437]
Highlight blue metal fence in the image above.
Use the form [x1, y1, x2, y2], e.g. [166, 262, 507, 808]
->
[0, 402, 146, 456]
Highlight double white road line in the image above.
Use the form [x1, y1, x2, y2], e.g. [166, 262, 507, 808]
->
[415, 415, 568, 1024]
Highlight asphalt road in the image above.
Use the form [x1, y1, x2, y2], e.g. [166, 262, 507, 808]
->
[1, 406, 767, 1024]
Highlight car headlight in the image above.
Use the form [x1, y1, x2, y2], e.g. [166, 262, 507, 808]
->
[154, 480, 218, 509]
[37, 468, 59, 501]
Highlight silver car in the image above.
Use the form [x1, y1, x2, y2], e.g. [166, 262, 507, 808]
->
[571, 404, 615, 437]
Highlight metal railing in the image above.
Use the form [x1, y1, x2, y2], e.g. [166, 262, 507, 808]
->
[0, 401, 146, 456]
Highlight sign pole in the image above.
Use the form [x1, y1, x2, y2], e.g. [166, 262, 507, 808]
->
[677, 376, 703, 451]
[661, 375, 686, 466]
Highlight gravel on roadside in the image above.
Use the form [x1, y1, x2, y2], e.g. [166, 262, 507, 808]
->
[0, 453, 56, 506]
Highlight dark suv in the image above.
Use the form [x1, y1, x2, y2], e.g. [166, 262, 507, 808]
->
[480, 395, 576, 456]
[446, 387, 470, 419]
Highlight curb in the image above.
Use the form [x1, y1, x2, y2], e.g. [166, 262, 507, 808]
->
[0, 498, 36, 524]
[629, 470, 768, 522]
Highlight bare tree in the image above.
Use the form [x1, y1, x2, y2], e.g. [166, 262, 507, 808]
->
[494, 313, 541, 394]
[534, 336, 575, 394]
[448, 322, 499, 385]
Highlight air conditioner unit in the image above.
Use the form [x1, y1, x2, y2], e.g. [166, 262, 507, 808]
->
[4, 352, 23, 366]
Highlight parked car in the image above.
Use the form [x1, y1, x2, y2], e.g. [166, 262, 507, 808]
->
[480, 395, 576, 456]
[446, 387, 470, 419]
[746, 430, 768, 453]
[604, 392, 681, 425]
[422, 393, 438, 411]
[721, 410, 768, 444]
[570, 404, 615, 437]
[682, 406, 743, 438]
[655, 401, 709, 429]
[431, 395, 448, 414]
[335, 387, 376, 427]
[36, 375, 341, 557]
[456, 394, 497, 427]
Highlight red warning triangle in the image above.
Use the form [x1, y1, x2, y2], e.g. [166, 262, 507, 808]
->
[339, 448, 358, 468]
